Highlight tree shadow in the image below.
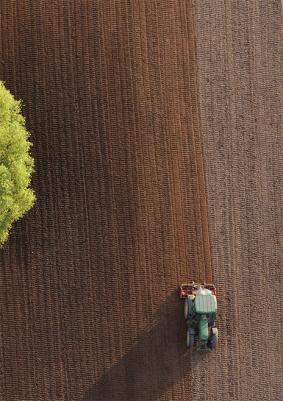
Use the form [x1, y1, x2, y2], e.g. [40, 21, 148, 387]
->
[82, 290, 208, 401]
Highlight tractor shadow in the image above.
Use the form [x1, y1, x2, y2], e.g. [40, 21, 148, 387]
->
[82, 290, 208, 401]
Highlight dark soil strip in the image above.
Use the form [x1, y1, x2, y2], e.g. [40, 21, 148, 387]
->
[0, 1, 212, 400]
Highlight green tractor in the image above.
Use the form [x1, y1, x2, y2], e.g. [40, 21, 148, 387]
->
[179, 282, 218, 352]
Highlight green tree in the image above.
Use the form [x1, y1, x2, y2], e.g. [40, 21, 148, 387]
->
[0, 81, 35, 245]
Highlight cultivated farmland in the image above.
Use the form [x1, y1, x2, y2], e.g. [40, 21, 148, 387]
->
[0, 1, 282, 401]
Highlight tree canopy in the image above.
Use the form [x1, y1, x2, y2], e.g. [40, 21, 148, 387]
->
[0, 81, 35, 245]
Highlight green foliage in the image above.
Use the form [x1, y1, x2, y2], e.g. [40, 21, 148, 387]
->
[0, 81, 35, 245]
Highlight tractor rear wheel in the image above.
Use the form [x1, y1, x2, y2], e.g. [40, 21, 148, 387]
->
[208, 327, 218, 350]
[184, 297, 189, 319]
[184, 296, 194, 319]
[186, 327, 195, 348]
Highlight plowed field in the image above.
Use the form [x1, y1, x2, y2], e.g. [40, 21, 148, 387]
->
[0, 1, 282, 401]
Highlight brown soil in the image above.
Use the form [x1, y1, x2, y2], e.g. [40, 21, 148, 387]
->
[193, 1, 283, 400]
[0, 1, 282, 401]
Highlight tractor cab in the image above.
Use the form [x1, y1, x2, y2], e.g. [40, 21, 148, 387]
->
[194, 287, 217, 314]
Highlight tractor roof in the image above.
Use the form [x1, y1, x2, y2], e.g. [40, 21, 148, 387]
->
[195, 288, 217, 314]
